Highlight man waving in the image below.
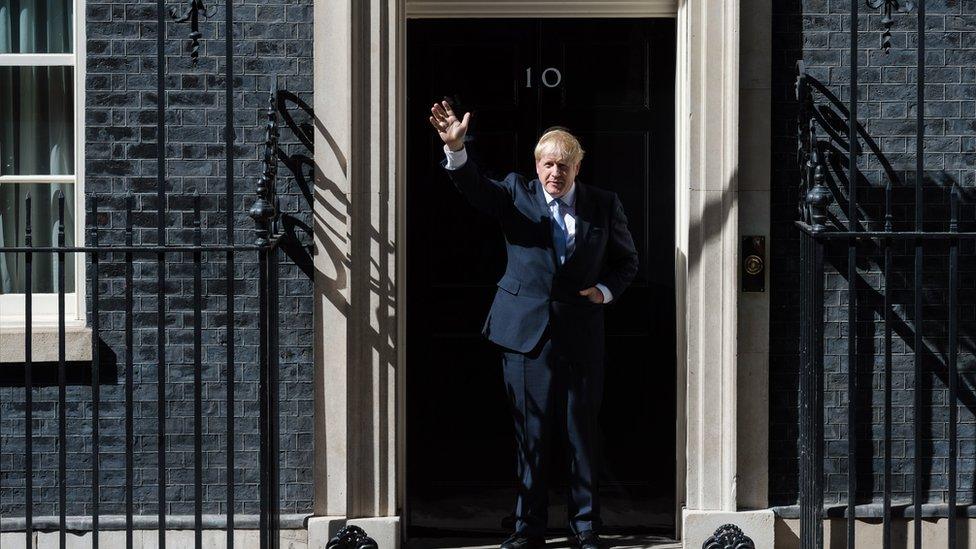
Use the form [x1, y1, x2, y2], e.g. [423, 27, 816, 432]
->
[429, 100, 638, 549]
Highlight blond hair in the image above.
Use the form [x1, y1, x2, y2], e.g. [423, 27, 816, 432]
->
[534, 128, 584, 165]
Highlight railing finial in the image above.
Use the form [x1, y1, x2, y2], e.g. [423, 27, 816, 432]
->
[171, 0, 216, 65]
[866, 0, 915, 53]
[806, 157, 833, 233]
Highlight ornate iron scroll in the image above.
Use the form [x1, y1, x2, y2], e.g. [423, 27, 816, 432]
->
[326, 525, 378, 549]
[866, 0, 914, 53]
[795, 61, 905, 232]
[796, 65, 834, 233]
[250, 91, 279, 245]
[702, 524, 755, 549]
[275, 90, 314, 154]
[269, 89, 316, 278]
[171, 0, 215, 64]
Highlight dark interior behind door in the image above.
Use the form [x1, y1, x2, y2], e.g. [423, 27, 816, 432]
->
[406, 18, 677, 537]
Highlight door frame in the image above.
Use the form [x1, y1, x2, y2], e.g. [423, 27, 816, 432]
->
[403, 12, 678, 537]
[310, 0, 749, 544]
[397, 0, 686, 539]
[398, 1, 685, 539]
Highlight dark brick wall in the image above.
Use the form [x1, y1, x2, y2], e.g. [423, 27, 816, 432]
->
[0, 0, 314, 517]
[772, 0, 976, 507]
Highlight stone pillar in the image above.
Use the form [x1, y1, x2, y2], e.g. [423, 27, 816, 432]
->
[678, 0, 774, 545]
[678, 0, 741, 515]
[309, 0, 775, 547]
[311, 0, 400, 539]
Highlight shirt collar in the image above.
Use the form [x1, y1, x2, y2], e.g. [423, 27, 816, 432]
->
[541, 181, 577, 208]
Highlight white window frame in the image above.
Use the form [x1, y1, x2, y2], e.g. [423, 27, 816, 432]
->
[0, 0, 86, 328]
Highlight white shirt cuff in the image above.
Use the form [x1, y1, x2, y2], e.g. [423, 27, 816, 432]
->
[596, 283, 613, 304]
[443, 143, 468, 170]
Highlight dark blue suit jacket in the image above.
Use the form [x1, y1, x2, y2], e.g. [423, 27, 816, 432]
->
[444, 157, 639, 360]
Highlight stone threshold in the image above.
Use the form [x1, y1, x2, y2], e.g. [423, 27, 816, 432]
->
[405, 535, 681, 549]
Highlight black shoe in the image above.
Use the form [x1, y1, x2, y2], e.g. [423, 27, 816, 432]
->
[500, 533, 546, 549]
[574, 530, 605, 549]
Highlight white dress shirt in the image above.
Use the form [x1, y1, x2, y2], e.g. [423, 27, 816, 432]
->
[443, 144, 613, 303]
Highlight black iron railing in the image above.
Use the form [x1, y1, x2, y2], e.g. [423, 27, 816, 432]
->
[796, 2, 976, 548]
[0, 0, 295, 546]
[0, 103, 286, 549]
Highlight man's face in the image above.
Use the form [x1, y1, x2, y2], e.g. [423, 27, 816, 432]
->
[535, 154, 579, 198]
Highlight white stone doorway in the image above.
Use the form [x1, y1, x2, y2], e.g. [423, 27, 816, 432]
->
[310, 0, 762, 547]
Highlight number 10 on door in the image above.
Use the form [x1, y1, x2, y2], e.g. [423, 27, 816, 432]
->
[526, 67, 562, 88]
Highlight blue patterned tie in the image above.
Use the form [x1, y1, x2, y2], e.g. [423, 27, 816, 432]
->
[552, 199, 567, 265]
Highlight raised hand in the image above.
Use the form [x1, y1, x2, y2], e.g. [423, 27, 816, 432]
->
[429, 100, 471, 151]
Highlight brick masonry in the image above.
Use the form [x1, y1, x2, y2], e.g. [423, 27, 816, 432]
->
[0, 0, 314, 517]
[16, 0, 976, 521]
[772, 0, 976, 506]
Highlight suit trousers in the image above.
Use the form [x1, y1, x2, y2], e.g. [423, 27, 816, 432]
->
[501, 327, 605, 537]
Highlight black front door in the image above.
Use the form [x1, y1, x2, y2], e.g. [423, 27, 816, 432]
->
[406, 18, 676, 537]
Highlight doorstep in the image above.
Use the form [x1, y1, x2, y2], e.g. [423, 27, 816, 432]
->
[405, 535, 681, 549]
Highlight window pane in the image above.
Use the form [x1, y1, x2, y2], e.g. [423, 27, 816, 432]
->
[0, 0, 73, 53]
[0, 66, 74, 176]
[0, 182, 75, 294]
